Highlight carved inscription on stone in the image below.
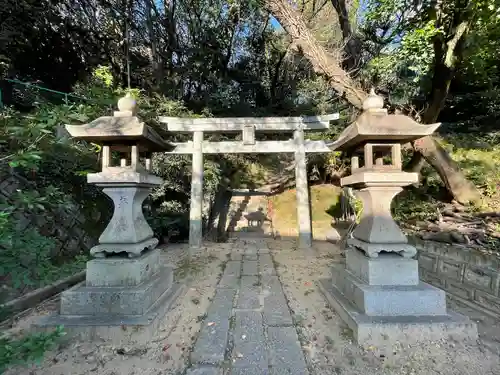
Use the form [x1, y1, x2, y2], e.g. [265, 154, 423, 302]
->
[242, 125, 255, 145]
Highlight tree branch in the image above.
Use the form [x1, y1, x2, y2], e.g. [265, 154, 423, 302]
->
[264, 0, 366, 108]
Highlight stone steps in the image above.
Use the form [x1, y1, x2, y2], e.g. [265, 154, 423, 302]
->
[226, 194, 273, 237]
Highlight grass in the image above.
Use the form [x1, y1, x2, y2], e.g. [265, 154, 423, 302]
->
[174, 257, 206, 280]
[440, 134, 500, 209]
[393, 133, 500, 222]
[270, 184, 341, 238]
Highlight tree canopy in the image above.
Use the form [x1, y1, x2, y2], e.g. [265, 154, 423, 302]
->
[1, 0, 500, 223]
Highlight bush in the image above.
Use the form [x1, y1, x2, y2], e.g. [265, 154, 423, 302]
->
[0, 326, 65, 373]
[0, 209, 88, 296]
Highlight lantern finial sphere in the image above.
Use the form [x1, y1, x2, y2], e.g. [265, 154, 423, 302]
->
[363, 88, 384, 111]
[117, 92, 137, 114]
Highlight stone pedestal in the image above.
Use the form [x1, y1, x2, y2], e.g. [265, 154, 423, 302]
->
[36, 249, 184, 344]
[319, 248, 478, 349]
[87, 167, 163, 258]
[342, 173, 419, 258]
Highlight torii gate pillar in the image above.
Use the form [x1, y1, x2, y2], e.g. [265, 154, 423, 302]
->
[294, 126, 312, 248]
[189, 131, 204, 250]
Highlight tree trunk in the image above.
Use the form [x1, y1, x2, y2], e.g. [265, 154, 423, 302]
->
[146, 0, 162, 90]
[264, 0, 366, 108]
[265, 0, 482, 205]
[412, 136, 481, 204]
[408, 15, 481, 205]
[407, 58, 482, 205]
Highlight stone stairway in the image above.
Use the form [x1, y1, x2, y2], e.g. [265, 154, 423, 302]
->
[225, 191, 273, 238]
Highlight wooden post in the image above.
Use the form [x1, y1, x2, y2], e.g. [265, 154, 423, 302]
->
[189, 131, 204, 252]
[294, 127, 312, 248]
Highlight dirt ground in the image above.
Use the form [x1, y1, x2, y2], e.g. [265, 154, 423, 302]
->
[3, 238, 500, 375]
[3, 242, 232, 375]
[268, 238, 500, 375]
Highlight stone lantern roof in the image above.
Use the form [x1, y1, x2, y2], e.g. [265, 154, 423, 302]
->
[65, 93, 173, 153]
[327, 89, 441, 152]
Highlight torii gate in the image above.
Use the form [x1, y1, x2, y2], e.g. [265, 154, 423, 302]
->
[159, 114, 339, 250]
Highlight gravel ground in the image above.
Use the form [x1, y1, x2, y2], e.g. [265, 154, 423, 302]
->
[3, 238, 500, 375]
[269, 238, 500, 375]
[3, 242, 232, 375]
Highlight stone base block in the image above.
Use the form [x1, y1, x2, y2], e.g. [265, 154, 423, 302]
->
[318, 279, 478, 350]
[346, 248, 419, 286]
[86, 249, 161, 287]
[348, 237, 417, 258]
[34, 282, 184, 345]
[60, 267, 173, 316]
[331, 264, 446, 316]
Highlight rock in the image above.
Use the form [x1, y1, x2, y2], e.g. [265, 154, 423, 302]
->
[420, 231, 454, 243]
[450, 231, 467, 243]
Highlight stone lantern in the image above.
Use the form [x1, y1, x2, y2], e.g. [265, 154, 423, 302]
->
[65, 93, 170, 258]
[36, 94, 183, 343]
[320, 89, 477, 349]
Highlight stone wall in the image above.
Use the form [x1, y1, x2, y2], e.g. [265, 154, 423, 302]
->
[0, 169, 99, 259]
[412, 237, 500, 318]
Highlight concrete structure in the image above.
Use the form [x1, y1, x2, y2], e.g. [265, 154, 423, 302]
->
[35, 94, 183, 344]
[160, 113, 339, 250]
[319, 89, 478, 349]
[412, 236, 500, 319]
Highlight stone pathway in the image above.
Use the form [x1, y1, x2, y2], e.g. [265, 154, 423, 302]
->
[187, 239, 308, 375]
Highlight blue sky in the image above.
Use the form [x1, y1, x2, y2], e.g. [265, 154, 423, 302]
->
[270, 16, 281, 29]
